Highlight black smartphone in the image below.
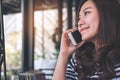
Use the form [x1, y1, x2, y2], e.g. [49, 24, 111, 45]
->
[68, 30, 82, 45]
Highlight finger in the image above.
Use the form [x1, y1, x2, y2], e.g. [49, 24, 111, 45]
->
[65, 28, 77, 33]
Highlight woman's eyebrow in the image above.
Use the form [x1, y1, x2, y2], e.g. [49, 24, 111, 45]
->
[79, 7, 93, 16]
[83, 7, 93, 12]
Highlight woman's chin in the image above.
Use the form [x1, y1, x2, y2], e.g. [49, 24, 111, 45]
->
[82, 37, 92, 42]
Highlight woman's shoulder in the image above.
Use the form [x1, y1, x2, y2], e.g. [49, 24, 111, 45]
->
[67, 53, 77, 68]
[66, 53, 78, 80]
[114, 64, 120, 77]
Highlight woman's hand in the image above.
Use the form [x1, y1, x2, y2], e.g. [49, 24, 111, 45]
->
[59, 28, 85, 58]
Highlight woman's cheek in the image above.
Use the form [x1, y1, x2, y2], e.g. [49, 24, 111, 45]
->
[81, 30, 96, 41]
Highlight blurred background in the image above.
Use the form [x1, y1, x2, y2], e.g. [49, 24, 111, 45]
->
[0, 0, 82, 80]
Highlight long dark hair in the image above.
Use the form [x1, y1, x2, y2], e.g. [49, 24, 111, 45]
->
[75, 0, 120, 79]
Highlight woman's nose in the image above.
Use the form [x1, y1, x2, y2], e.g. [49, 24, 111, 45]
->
[77, 19, 85, 28]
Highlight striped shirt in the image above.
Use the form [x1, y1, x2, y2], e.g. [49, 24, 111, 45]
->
[66, 54, 120, 80]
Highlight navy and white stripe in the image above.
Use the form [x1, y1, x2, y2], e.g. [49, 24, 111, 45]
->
[66, 54, 120, 80]
[66, 54, 78, 80]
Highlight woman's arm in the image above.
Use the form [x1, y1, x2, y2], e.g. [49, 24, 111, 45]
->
[52, 51, 69, 80]
[52, 29, 85, 80]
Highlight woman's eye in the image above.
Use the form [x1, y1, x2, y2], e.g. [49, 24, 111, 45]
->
[84, 11, 90, 16]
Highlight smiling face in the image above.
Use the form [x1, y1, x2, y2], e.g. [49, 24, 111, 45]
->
[78, 0, 99, 43]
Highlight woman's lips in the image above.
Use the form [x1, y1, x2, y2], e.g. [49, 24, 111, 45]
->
[80, 27, 89, 32]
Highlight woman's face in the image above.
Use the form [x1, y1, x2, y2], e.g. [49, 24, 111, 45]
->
[78, 1, 99, 42]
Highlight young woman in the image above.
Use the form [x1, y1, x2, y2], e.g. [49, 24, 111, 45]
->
[52, 0, 120, 80]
